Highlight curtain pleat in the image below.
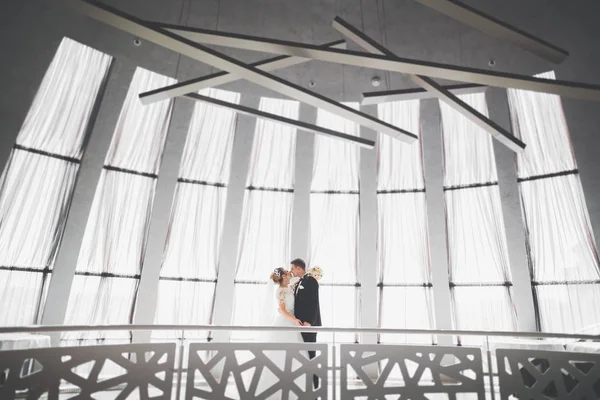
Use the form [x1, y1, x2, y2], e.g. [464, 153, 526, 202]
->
[508, 71, 600, 333]
[153, 89, 239, 340]
[308, 104, 361, 343]
[231, 97, 298, 340]
[379, 287, 434, 344]
[0, 37, 111, 326]
[376, 100, 435, 344]
[440, 93, 516, 337]
[63, 67, 175, 340]
[446, 186, 511, 284]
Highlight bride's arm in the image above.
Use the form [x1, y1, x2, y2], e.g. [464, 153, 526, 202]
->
[278, 300, 301, 325]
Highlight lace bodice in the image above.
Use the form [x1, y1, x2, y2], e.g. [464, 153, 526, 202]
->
[276, 287, 295, 314]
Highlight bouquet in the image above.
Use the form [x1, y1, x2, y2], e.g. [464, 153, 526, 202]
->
[308, 266, 323, 281]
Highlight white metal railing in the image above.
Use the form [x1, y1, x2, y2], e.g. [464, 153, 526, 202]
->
[1, 325, 600, 399]
[2, 324, 600, 339]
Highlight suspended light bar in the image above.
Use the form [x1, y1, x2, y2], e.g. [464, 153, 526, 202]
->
[64, 0, 418, 143]
[332, 17, 525, 153]
[158, 23, 600, 101]
[362, 83, 488, 104]
[185, 92, 375, 149]
[139, 39, 347, 105]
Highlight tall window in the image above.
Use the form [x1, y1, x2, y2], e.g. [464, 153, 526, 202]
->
[63, 67, 175, 344]
[0, 38, 112, 327]
[440, 93, 517, 343]
[153, 89, 240, 342]
[376, 100, 435, 344]
[310, 104, 361, 344]
[231, 97, 298, 341]
[508, 71, 600, 333]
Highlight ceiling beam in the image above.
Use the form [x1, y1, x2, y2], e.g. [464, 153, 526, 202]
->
[412, 0, 569, 64]
[65, 0, 418, 142]
[139, 39, 347, 105]
[362, 83, 487, 104]
[332, 17, 525, 153]
[185, 93, 375, 148]
[159, 23, 600, 101]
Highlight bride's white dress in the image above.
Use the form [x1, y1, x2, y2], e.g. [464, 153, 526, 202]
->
[262, 286, 304, 342]
[243, 286, 307, 399]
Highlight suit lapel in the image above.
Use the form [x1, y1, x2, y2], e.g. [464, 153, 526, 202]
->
[294, 277, 304, 297]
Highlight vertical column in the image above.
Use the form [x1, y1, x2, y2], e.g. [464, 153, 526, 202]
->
[292, 104, 315, 260]
[358, 105, 379, 345]
[41, 61, 136, 332]
[132, 97, 194, 343]
[211, 94, 259, 342]
[420, 99, 454, 343]
[487, 88, 537, 332]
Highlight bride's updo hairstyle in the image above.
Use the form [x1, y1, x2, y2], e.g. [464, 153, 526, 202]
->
[270, 267, 286, 285]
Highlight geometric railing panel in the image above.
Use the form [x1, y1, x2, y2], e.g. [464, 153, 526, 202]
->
[0, 342, 175, 399]
[340, 344, 485, 399]
[496, 348, 600, 400]
[185, 342, 328, 399]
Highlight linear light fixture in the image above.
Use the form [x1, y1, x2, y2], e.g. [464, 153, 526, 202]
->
[139, 39, 347, 105]
[413, 0, 569, 64]
[332, 17, 525, 153]
[362, 83, 488, 104]
[185, 93, 375, 149]
[160, 23, 600, 100]
[65, 0, 418, 143]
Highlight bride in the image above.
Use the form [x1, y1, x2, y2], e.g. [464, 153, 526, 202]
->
[247, 267, 307, 398]
[265, 267, 303, 338]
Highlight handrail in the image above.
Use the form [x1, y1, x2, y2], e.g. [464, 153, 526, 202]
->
[1, 324, 599, 341]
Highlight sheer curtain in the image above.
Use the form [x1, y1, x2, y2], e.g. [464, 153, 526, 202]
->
[508, 71, 600, 333]
[309, 104, 360, 344]
[0, 37, 111, 327]
[153, 89, 240, 341]
[376, 100, 435, 344]
[63, 67, 175, 343]
[231, 97, 298, 341]
[440, 93, 517, 343]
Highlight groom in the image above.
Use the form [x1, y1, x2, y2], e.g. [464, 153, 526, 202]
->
[290, 258, 321, 388]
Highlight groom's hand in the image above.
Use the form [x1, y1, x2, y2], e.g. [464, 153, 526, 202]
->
[303, 322, 311, 326]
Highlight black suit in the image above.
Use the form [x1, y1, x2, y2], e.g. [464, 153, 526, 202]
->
[294, 273, 321, 388]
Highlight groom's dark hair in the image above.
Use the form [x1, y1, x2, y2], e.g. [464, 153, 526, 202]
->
[291, 258, 306, 270]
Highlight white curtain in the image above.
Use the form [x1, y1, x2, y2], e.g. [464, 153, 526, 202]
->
[15, 38, 112, 159]
[376, 100, 434, 344]
[63, 67, 175, 341]
[0, 37, 111, 326]
[154, 89, 240, 340]
[0, 270, 46, 327]
[445, 186, 511, 284]
[535, 284, 600, 334]
[231, 97, 298, 340]
[0, 152, 79, 269]
[509, 71, 577, 179]
[308, 104, 360, 343]
[452, 286, 517, 345]
[379, 286, 434, 344]
[440, 93, 517, 336]
[508, 71, 600, 333]
[520, 175, 599, 282]
[155, 280, 216, 341]
[309, 194, 359, 284]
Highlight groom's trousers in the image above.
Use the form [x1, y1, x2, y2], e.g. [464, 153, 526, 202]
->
[301, 332, 319, 389]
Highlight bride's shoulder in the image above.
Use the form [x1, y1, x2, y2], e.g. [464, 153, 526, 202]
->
[276, 286, 291, 300]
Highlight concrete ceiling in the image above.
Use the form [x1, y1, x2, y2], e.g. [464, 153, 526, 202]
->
[1, 0, 600, 243]
[3, 0, 600, 101]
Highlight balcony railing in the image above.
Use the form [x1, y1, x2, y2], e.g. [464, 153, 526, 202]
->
[1, 324, 599, 399]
